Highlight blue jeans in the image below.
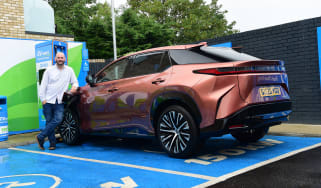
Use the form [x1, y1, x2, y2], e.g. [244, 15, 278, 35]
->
[38, 102, 64, 146]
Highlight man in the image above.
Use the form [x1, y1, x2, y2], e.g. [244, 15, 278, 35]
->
[36, 52, 78, 150]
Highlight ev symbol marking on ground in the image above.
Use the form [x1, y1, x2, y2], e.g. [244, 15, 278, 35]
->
[0, 174, 61, 188]
[100, 176, 138, 188]
[0, 181, 35, 187]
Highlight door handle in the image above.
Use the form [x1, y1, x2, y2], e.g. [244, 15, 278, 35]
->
[152, 78, 165, 84]
[108, 87, 119, 92]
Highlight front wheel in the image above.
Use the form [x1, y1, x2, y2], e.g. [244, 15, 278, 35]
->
[156, 105, 199, 158]
[231, 127, 269, 143]
[58, 108, 80, 145]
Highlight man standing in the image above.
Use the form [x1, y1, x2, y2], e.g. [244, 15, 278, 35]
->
[36, 52, 78, 150]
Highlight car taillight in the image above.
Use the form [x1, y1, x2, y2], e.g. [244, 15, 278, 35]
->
[193, 62, 286, 76]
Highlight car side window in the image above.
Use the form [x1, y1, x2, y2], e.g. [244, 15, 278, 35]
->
[96, 58, 130, 82]
[158, 51, 171, 72]
[128, 51, 171, 77]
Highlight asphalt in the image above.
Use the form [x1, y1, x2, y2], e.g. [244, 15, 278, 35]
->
[1, 123, 321, 149]
[211, 141, 321, 188]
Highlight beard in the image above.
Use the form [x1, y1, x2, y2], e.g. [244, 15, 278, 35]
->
[56, 61, 65, 66]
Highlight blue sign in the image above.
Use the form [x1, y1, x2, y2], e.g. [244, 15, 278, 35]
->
[82, 48, 89, 60]
[317, 27, 321, 89]
[82, 60, 89, 72]
[35, 44, 52, 64]
[211, 42, 232, 47]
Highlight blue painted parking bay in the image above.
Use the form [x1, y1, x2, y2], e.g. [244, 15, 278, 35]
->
[1, 135, 321, 187]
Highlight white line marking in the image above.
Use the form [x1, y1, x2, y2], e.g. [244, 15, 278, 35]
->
[143, 149, 165, 154]
[100, 176, 138, 188]
[8, 147, 215, 181]
[193, 142, 321, 188]
[0, 174, 61, 188]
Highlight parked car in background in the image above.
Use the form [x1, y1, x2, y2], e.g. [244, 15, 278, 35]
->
[59, 42, 291, 158]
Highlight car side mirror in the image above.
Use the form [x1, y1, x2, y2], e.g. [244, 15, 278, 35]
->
[86, 74, 97, 87]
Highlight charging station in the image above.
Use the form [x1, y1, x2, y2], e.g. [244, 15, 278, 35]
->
[0, 38, 89, 134]
[35, 40, 69, 129]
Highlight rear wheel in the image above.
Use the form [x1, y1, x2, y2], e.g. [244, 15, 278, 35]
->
[156, 105, 199, 158]
[231, 127, 269, 143]
[58, 108, 80, 145]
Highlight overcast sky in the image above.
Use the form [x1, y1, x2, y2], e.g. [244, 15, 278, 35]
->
[103, 0, 321, 32]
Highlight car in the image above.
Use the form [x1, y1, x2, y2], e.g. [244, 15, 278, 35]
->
[59, 42, 291, 158]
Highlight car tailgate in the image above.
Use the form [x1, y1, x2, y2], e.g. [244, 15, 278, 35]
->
[234, 60, 290, 103]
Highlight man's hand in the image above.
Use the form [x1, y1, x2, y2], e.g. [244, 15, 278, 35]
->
[70, 86, 78, 93]
[42, 100, 47, 105]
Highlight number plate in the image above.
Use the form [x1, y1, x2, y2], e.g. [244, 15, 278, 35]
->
[259, 86, 281, 97]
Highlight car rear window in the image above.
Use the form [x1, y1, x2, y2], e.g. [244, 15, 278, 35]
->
[200, 46, 261, 61]
[169, 47, 261, 65]
[169, 49, 218, 64]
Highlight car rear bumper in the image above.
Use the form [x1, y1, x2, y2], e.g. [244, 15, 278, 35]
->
[200, 100, 292, 137]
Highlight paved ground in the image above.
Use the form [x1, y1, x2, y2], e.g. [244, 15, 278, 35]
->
[1, 123, 321, 149]
[0, 131, 38, 149]
[1, 133, 321, 187]
[1, 123, 321, 187]
[269, 123, 321, 137]
[211, 146, 321, 188]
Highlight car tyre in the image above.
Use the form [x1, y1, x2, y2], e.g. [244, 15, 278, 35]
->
[58, 108, 80, 145]
[156, 105, 199, 158]
[231, 126, 269, 143]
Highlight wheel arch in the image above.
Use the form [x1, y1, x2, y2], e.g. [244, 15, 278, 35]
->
[63, 93, 80, 119]
[150, 91, 202, 129]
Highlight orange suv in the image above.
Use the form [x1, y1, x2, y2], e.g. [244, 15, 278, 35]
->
[59, 42, 291, 158]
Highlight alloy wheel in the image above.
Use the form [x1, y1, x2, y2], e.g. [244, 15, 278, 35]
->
[59, 110, 79, 144]
[159, 110, 191, 154]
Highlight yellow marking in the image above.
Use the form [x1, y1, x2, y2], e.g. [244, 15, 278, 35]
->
[259, 86, 281, 97]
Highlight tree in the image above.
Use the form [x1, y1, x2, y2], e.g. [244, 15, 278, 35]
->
[48, 0, 97, 36]
[82, 3, 114, 58]
[49, 0, 115, 58]
[49, 0, 175, 59]
[127, 0, 238, 43]
[117, 9, 175, 56]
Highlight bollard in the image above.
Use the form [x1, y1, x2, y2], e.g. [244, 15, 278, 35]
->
[0, 96, 8, 141]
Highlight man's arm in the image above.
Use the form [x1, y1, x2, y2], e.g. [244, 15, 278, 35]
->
[39, 69, 49, 104]
[69, 68, 79, 93]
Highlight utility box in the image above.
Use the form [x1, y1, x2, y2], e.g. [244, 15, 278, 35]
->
[0, 96, 8, 141]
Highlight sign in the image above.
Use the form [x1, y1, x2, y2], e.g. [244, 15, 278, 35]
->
[317, 27, 321, 89]
[83, 60, 89, 72]
[35, 44, 52, 63]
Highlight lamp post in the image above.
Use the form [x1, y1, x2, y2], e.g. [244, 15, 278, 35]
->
[111, 0, 117, 60]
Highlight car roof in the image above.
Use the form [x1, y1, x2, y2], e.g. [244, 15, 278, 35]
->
[116, 42, 207, 61]
[95, 42, 208, 76]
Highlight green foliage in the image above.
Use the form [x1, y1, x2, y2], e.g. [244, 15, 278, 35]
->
[117, 9, 174, 56]
[128, 0, 238, 43]
[82, 3, 114, 58]
[49, 0, 114, 58]
[49, 0, 237, 59]
[48, 0, 97, 35]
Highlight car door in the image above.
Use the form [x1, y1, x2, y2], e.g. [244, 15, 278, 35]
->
[81, 58, 132, 131]
[105, 51, 173, 134]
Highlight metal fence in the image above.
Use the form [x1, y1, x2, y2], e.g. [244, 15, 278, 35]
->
[88, 58, 113, 75]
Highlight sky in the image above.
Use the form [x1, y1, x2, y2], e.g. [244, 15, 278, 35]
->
[101, 0, 321, 32]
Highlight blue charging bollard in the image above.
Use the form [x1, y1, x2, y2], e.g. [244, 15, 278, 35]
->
[0, 96, 8, 141]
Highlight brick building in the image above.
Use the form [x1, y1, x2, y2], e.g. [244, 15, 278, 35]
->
[0, 0, 73, 41]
